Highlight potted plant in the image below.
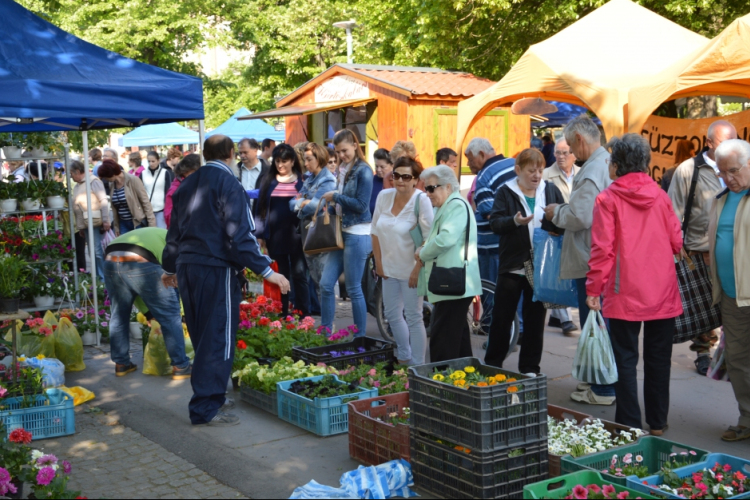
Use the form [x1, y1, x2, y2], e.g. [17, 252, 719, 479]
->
[0, 183, 18, 212]
[0, 425, 33, 499]
[28, 271, 66, 309]
[37, 181, 67, 209]
[15, 182, 42, 212]
[0, 133, 22, 160]
[21, 132, 61, 159]
[0, 255, 28, 313]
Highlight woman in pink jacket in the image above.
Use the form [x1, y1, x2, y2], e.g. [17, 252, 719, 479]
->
[586, 134, 683, 435]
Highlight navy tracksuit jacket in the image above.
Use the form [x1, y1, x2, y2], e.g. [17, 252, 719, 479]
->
[163, 160, 272, 424]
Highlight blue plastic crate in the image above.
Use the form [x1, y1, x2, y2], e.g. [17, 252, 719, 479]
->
[0, 389, 75, 441]
[627, 453, 750, 499]
[277, 375, 378, 437]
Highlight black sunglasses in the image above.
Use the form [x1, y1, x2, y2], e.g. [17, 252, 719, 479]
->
[392, 172, 414, 181]
[424, 184, 443, 193]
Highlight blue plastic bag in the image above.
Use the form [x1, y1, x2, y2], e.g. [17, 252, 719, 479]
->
[532, 228, 578, 308]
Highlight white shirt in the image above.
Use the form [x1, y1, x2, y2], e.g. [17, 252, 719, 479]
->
[371, 189, 434, 279]
[141, 167, 167, 212]
[238, 159, 263, 191]
[704, 152, 726, 189]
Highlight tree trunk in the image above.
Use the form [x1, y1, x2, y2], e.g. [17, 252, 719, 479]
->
[687, 96, 718, 119]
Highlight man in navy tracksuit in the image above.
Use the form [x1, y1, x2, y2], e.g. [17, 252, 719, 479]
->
[162, 135, 290, 427]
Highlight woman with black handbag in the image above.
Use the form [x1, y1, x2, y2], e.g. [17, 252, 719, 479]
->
[255, 144, 310, 316]
[416, 165, 481, 362]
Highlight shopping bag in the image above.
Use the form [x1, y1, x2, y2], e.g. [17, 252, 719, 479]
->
[22, 357, 66, 388]
[53, 317, 86, 372]
[142, 321, 172, 376]
[17, 332, 56, 359]
[532, 228, 578, 308]
[673, 254, 721, 343]
[572, 311, 618, 384]
[101, 229, 116, 251]
[707, 328, 730, 382]
[263, 260, 282, 302]
[60, 385, 96, 406]
[43, 311, 59, 326]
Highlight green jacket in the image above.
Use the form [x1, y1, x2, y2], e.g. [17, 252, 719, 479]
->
[419, 191, 482, 303]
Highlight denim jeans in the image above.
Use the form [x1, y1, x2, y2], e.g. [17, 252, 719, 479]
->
[119, 218, 135, 235]
[382, 277, 426, 364]
[104, 260, 189, 369]
[305, 253, 328, 315]
[575, 277, 615, 397]
[320, 233, 371, 335]
[154, 211, 167, 229]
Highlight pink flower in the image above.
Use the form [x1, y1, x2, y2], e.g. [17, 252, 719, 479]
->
[367, 369, 377, 377]
[587, 484, 601, 494]
[36, 454, 58, 467]
[572, 485, 588, 499]
[0, 388, 6, 398]
[347, 325, 359, 334]
[602, 485, 616, 497]
[724, 464, 733, 472]
[405, 382, 409, 389]
[0, 468, 10, 483]
[696, 483, 707, 493]
[36, 467, 56, 486]
[616, 492, 629, 499]
[373, 381, 381, 388]
[716, 473, 724, 482]
[62, 460, 71, 474]
[623, 454, 632, 464]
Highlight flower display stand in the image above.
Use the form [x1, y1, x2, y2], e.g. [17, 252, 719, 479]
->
[523, 471, 657, 499]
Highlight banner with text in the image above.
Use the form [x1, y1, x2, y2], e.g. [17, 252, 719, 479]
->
[642, 110, 750, 183]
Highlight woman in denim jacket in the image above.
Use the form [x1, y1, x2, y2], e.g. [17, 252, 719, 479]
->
[292, 142, 337, 305]
[321, 130, 374, 335]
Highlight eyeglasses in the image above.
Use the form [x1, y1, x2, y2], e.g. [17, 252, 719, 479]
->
[327, 159, 337, 165]
[424, 184, 443, 193]
[554, 151, 571, 156]
[717, 164, 747, 180]
[392, 172, 414, 181]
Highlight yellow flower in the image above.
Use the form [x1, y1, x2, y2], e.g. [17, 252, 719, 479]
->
[136, 312, 148, 325]
[489, 379, 498, 386]
[432, 374, 445, 382]
[454, 379, 466, 387]
[450, 370, 466, 380]
[464, 366, 476, 374]
[36, 354, 46, 360]
[495, 374, 507, 382]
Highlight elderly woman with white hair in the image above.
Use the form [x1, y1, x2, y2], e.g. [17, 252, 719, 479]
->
[416, 165, 481, 362]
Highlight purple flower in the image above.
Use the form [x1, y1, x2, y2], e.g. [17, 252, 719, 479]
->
[0, 468, 10, 483]
[62, 461, 71, 474]
[342, 350, 355, 356]
[42, 245, 48, 250]
[48, 277, 55, 283]
[104, 299, 111, 306]
[101, 322, 108, 327]
[36, 467, 56, 486]
[36, 454, 58, 467]
[329, 351, 341, 358]
[75, 310, 85, 319]
[32, 253, 39, 260]
[357, 347, 366, 353]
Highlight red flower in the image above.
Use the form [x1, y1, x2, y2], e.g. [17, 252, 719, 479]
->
[285, 323, 295, 330]
[259, 317, 270, 326]
[256, 295, 268, 305]
[237, 340, 247, 350]
[9, 428, 33, 444]
[250, 308, 261, 318]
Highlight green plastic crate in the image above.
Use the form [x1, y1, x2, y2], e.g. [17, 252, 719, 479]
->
[523, 470, 658, 499]
[560, 436, 710, 486]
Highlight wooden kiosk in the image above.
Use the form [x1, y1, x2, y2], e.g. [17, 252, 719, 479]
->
[244, 64, 531, 174]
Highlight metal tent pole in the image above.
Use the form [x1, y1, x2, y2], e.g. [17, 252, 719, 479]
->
[198, 120, 206, 165]
[82, 130, 101, 346]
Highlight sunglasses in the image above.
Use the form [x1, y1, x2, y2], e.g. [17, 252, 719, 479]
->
[392, 172, 414, 181]
[424, 184, 443, 193]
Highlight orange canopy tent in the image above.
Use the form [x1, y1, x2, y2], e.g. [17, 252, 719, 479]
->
[456, 0, 708, 150]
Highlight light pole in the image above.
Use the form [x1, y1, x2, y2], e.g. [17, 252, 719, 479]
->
[333, 19, 357, 64]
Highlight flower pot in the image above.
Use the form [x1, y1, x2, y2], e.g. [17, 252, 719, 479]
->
[20, 199, 41, 211]
[45, 195, 65, 209]
[33, 296, 56, 309]
[27, 147, 49, 158]
[0, 297, 20, 314]
[1, 146, 22, 159]
[130, 322, 142, 340]
[0, 199, 17, 212]
[81, 330, 101, 346]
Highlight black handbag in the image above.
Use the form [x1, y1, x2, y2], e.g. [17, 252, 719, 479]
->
[303, 199, 344, 255]
[427, 199, 470, 296]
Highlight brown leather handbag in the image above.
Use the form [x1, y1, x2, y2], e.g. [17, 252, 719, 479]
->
[303, 199, 344, 255]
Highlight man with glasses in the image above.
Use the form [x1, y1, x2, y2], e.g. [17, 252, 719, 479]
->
[543, 137, 580, 335]
[669, 120, 737, 375]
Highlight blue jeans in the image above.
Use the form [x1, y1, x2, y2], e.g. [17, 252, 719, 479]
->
[320, 233, 371, 335]
[119, 218, 135, 235]
[576, 277, 615, 397]
[104, 260, 189, 369]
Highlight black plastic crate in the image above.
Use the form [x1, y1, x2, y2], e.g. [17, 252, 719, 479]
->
[410, 430, 549, 499]
[408, 357, 548, 452]
[292, 336, 395, 370]
[239, 386, 278, 416]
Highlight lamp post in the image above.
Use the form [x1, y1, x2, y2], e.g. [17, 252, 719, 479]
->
[333, 20, 358, 64]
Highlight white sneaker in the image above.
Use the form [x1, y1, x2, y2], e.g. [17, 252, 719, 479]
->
[576, 382, 591, 391]
[570, 388, 616, 406]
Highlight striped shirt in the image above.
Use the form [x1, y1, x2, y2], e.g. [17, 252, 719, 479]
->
[473, 155, 516, 250]
[271, 182, 300, 197]
[111, 187, 132, 220]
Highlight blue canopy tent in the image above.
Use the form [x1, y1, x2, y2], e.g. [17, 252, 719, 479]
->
[535, 102, 602, 128]
[0, 0, 204, 345]
[118, 123, 199, 147]
[206, 108, 285, 143]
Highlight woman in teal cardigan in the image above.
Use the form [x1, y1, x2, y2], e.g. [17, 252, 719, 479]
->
[417, 165, 482, 362]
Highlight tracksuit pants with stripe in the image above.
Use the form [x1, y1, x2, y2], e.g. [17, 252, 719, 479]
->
[178, 263, 240, 425]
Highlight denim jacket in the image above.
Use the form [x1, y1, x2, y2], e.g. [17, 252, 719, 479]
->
[331, 159, 373, 228]
[290, 168, 336, 220]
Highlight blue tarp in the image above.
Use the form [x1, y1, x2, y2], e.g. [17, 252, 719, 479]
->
[0, 0, 204, 133]
[536, 102, 602, 128]
[118, 123, 199, 147]
[206, 108, 285, 143]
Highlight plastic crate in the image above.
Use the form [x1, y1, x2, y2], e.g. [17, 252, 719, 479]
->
[409, 357, 547, 452]
[348, 392, 410, 466]
[0, 389, 75, 441]
[627, 453, 750, 499]
[411, 430, 548, 499]
[277, 375, 378, 437]
[523, 470, 658, 499]
[292, 336, 395, 370]
[561, 436, 710, 486]
[239, 386, 278, 416]
[547, 405, 593, 478]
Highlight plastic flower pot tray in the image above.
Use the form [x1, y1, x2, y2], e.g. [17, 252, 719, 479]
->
[627, 453, 750, 499]
[277, 375, 378, 437]
[523, 470, 658, 499]
[239, 385, 278, 416]
[408, 357, 548, 452]
[291, 336, 395, 370]
[560, 436, 710, 486]
[348, 391, 410, 466]
[547, 404, 593, 478]
[410, 430, 549, 499]
[0, 389, 75, 441]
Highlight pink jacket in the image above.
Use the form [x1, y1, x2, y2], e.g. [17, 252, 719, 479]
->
[586, 172, 683, 321]
[164, 177, 182, 228]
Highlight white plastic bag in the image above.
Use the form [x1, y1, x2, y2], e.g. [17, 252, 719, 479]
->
[707, 329, 730, 382]
[572, 311, 618, 385]
[22, 357, 66, 388]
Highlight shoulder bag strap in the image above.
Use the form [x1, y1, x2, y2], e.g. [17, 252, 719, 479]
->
[414, 192, 421, 219]
[682, 155, 704, 245]
[436, 198, 470, 263]
[148, 167, 164, 203]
